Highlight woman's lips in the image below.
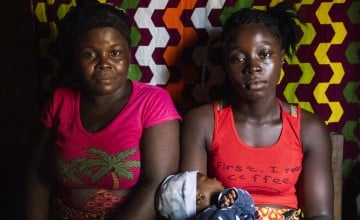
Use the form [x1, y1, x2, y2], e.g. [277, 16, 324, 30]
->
[243, 79, 267, 90]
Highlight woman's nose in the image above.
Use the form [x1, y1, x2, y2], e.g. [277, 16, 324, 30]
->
[245, 58, 261, 74]
[95, 55, 111, 69]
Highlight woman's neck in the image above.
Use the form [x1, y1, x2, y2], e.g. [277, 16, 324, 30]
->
[81, 80, 131, 107]
[231, 97, 280, 124]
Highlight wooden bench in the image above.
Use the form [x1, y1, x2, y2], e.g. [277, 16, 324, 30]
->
[330, 132, 344, 220]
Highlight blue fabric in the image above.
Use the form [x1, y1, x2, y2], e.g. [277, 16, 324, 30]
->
[196, 188, 257, 220]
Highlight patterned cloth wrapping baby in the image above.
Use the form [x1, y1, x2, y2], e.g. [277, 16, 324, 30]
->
[196, 187, 257, 220]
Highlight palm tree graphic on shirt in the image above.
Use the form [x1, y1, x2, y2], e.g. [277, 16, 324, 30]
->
[58, 147, 140, 188]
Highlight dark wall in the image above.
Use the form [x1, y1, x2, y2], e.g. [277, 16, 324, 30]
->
[0, 1, 38, 219]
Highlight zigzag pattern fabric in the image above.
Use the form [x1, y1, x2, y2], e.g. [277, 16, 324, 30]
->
[32, 0, 359, 215]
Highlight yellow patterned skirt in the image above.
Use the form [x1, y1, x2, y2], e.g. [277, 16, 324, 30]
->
[255, 207, 302, 220]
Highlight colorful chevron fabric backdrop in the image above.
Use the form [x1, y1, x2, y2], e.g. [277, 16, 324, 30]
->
[32, 0, 359, 216]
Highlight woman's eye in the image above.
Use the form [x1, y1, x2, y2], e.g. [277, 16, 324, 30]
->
[110, 50, 121, 57]
[259, 52, 270, 59]
[82, 51, 96, 58]
[229, 56, 245, 64]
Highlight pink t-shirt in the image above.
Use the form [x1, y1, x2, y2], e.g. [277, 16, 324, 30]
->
[41, 80, 181, 190]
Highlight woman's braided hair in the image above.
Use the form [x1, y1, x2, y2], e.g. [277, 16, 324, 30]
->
[222, 2, 303, 57]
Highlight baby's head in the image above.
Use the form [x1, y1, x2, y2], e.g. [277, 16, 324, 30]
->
[196, 172, 224, 212]
[156, 171, 224, 219]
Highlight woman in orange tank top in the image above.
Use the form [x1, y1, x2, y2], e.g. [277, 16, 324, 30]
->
[180, 2, 333, 220]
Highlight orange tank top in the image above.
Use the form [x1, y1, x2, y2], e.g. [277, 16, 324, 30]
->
[209, 99, 303, 208]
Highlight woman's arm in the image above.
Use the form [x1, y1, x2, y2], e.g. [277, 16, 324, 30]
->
[26, 123, 53, 220]
[179, 105, 213, 174]
[112, 120, 180, 220]
[298, 110, 333, 219]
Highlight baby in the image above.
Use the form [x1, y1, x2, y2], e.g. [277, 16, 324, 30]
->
[156, 171, 257, 220]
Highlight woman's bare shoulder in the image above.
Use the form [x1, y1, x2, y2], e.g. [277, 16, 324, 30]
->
[281, 100, 326, 130]
[181, 103, 214, 135]
[299, 108, 331, 153]
[183, 103, 214, 120]
[300, 108, 328, 131]
[280, 101, 330, 150]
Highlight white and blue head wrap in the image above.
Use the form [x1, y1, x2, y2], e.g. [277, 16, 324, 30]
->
[156, 171, 198, 220]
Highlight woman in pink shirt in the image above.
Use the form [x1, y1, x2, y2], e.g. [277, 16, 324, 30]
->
[26, 1, 181, 219]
